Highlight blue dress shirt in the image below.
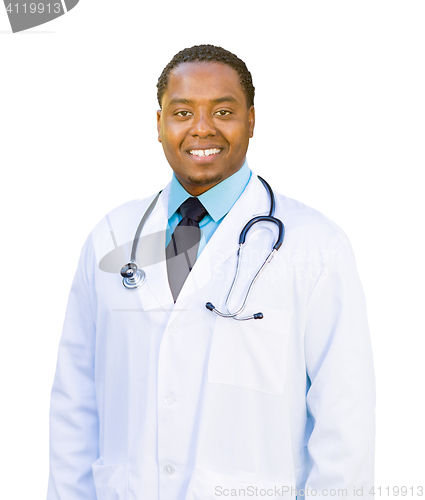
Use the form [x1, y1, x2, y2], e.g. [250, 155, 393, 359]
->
[166, 160, 252, 257]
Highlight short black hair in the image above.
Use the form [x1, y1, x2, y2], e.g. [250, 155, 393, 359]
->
[157, 44, 255, 109]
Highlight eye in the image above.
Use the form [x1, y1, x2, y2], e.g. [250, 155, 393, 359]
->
[215, 109, 231, 116]
[175, 110, 193, 117]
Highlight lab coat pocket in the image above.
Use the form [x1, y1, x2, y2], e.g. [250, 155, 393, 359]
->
[92, 457, 128, 500]
[208, 307, 292, 395]
[185, 467, 296, 500]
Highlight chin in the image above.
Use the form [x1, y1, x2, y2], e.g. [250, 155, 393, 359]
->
[187, 173, 223, 186]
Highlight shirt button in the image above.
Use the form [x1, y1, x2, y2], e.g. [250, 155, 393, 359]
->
[163, 394, 174, 405]
[163, 464, 175, 475]
[169, 322, 180, 333]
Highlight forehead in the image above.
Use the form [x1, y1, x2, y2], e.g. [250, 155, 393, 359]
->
[163, 62, 245, 106]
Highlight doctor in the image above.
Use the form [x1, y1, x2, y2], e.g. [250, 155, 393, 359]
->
[47, 45, 375, 500]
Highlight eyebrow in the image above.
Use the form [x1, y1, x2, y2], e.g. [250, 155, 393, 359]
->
[169, 98, 194, 105]
[168, 96, 238, 106]
[211, 96, 238, 104]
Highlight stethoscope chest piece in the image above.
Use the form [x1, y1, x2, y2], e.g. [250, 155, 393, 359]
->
[119, 191, 162, 290]
[120, 262, 146, 290]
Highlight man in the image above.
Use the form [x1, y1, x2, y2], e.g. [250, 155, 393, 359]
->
[47, 45, 375, 500]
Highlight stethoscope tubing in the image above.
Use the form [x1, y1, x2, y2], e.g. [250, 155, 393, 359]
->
[130, 191, 162, 262]
[120, 191, 162, 289]
[120, 176, 285, 321]
[206, 176, 285, 320]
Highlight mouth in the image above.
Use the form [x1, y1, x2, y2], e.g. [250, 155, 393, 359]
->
[188, 148, 222, 158]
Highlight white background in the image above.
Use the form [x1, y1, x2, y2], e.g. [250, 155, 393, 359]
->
[1, 0, 424, 497]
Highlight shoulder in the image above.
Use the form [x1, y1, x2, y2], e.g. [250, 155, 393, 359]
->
[94, 191, 163, 233]
[273, 190, 355, 258]
[106, 195, 159, 225]
[83, 192, 163, 265]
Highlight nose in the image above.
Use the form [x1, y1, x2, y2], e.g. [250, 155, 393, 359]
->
[189, 111, 216, 138]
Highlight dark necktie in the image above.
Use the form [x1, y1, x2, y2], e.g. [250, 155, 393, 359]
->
[166, 197, 208, 302]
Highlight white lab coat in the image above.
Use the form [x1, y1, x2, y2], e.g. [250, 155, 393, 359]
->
[47, 172, 375, 500]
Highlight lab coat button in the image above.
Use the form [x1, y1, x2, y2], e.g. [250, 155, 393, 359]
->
[163, 394, 174, 405]
[163, 464, 175, 475]
[169, 322, 180, 333]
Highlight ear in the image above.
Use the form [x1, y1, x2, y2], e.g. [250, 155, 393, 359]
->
[157, 110, 162, 142]
[248, 105, 255, 138]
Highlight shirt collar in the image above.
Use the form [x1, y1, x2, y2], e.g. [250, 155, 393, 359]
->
[167, 159, 251, 223]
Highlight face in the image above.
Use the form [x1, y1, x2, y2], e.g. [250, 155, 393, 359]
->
[157, 62, 255, 196]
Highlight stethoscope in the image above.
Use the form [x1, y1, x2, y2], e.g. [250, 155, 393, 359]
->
[120, 176, 285, 321]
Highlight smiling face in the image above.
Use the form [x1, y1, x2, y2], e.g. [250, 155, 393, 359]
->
[157, 62, 255, 196]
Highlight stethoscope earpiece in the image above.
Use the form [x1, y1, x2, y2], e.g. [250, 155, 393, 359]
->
[206, 302, 264, 320]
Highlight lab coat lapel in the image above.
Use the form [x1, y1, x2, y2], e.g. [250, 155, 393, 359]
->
[170, 173, 270, 320]
[137, 183, 175, 313]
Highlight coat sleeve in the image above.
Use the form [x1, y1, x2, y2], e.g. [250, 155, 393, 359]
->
[303, 228, 375, 499]
[47, 234, 99, 500]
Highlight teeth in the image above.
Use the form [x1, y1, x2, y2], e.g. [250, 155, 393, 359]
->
[190, 148, 221, 157]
